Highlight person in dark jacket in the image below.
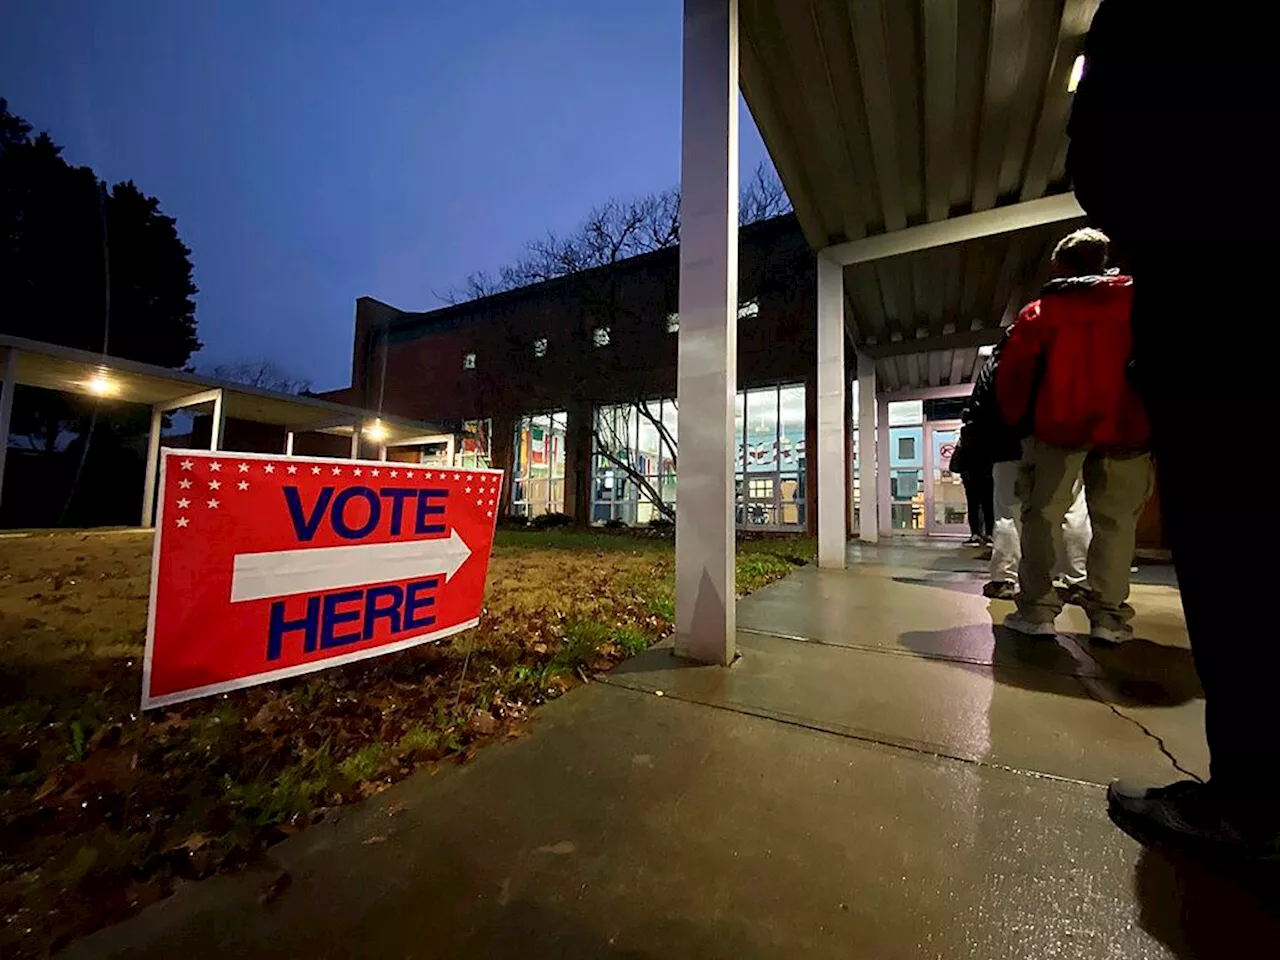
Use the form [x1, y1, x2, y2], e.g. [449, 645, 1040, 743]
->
[996, 228, 1152, 644]
[946, 429, 993, 546]
[966, 330, 1091, 601]
[1067, 0, 1277, 861]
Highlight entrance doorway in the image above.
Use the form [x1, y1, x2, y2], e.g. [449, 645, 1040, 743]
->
[925, 420, 968, 537]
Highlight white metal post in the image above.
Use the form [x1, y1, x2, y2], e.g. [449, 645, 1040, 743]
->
[285, 431, 295, 456]
[141, 407, 163, 526]
[378, 445, 388, 462]
[876, 396, 891, 538]
[857, 356, 878, 542]
[209, 389, 225, 452]
[350, 424, 361, 460]
[674, 0, 738, 665]
[0, 348, 16, 515]
[816, 254, 846, 568]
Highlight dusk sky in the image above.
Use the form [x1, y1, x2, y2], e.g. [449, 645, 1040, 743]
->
[1, 1, 773, 391]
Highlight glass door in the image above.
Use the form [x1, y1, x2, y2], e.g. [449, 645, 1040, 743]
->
[926, 420, 969, 537]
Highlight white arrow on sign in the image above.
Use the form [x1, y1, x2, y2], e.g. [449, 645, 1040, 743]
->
[229, 529, 472, 603]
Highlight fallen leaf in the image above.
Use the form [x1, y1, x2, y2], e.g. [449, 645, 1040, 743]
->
[533, 841, 576, 856]
[363, 834, 389, 845]
[258, 871, 292, 906]
[177, 833, 211, 854]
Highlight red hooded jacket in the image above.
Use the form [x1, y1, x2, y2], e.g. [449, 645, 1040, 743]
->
[996, 275, 1150, 452]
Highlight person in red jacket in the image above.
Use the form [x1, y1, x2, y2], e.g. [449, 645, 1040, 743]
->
[996, 228, 1152, 643]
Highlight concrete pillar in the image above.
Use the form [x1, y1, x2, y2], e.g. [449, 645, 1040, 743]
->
[816, 254, 846, 569]
[876, 396, 891, 537]
[378, 445, 389, 462]
[141, 407, 163, 526]
[857, 355, 878, 542]
[209, 389, 225, 452]
[285, 431, 295, 456]
[0, 348, 16, 515]
[674, 0, 738, 665]
[350, 425, 361, 460]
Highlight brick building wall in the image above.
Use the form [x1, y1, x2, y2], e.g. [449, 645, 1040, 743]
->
[324, 216, 831, 531]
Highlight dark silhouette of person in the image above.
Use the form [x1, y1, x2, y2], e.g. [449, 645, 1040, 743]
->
[1068, 0, 1277, 859]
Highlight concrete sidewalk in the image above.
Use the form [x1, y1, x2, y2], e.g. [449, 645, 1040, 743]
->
[68, 545, 1277, 959]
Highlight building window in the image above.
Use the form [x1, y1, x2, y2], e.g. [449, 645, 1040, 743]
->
[592, 400, 678, 525]
[533, 337, 548, 358]
[737, 298, 760, 320]
[592, 327, 611, 348]
[511, 412, 567, 518]
[462, 352, 476, 370]
[588, 383, 808, 531]
[459, 419, 492, 468]
[736, 383, 806, 529]
[666, 312, 679, 333]
[898, 436, 916, 460]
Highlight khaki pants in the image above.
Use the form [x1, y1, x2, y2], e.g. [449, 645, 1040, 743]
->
[1016, 439, 1154, 629]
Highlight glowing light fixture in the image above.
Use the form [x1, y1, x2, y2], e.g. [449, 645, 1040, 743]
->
[364, 419, 389, 442]
[1067, 54, 1086, 93]
[86, 369, 116, 396]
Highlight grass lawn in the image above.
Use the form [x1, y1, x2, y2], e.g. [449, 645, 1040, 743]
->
[0, 527, 813, 957]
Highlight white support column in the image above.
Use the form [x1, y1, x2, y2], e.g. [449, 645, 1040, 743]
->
[284, 431, 295, 456]
[378, 445, 388, 462]
[445, 435, 456, 468]
[857, 355, 878, 543]
[350, 426, 361, 460]
[209, 389, 225, 452]
[876, 396, 891, 538]
[816, 254, 846, 569]
[0, 348, 16, 515]
[141, 407, 163, 526]
[674, 0, 738, 665]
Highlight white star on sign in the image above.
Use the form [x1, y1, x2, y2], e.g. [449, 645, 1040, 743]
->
[238, 463, 250, 473]
[465, 487, 472, 494]
[476, 498, 483, 506]
[287, 465, 298, 475]
[176, 516, 189, 528]
[353, 467, 362, 476]
[454, 473, 461, 480]
[371, 469, 380, 477]
[425, 472, 432, 479]
[209, 479, 222, 490]
[209, 462, 222, 472]
[486, 511, 492, 518]
[207, 498, 220, 509]
[177, 498, 190, 509]
[178, 479, 192, 490]
[488, 499, 494, 506]
[237, 481, 249, 491]
[390, 470, 399, 478]
[331, 466, 342, 476]
[311, 466, 322, 475]
[264, 464, 275, 474]
[180, 459, 194, 471]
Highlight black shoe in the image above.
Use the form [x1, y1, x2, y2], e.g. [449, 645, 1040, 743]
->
[982, 580, 1017, 600]
[1056, 582, 1094, 608]
[963, 535, 983, 546]
[1107, 780, 1280, 863]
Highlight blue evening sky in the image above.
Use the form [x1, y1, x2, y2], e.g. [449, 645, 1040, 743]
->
[1, 1, 773, 390]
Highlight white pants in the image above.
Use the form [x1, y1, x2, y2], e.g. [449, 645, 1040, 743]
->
[990, 460, 1090, 586]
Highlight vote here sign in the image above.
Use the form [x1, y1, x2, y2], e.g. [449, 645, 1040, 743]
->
[142, 450, 503, 709]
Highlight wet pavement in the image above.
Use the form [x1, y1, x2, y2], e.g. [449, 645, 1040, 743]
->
[68, 543, 1274, 959]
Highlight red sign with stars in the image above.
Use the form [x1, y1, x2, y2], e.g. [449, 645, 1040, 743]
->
[142, 450, 504, 709]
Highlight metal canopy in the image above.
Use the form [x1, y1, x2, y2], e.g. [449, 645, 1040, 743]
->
[740, 0, 1098, 386]
[0, 334, 445, 443]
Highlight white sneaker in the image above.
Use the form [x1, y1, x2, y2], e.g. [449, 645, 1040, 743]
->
[1090, 624, 1134, 645]
[1002, 612, 1058, 637]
